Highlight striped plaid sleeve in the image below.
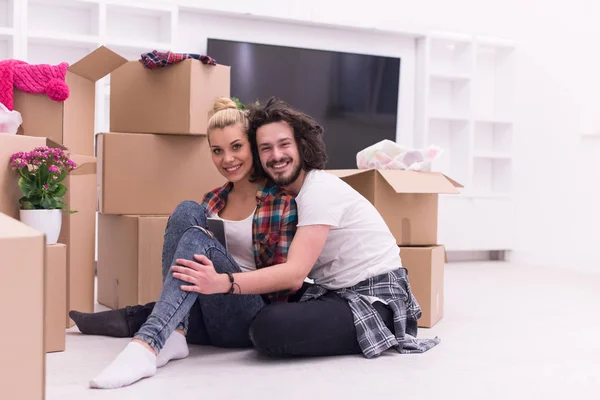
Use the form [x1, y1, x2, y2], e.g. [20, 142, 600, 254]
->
[272, 196, 298, 265]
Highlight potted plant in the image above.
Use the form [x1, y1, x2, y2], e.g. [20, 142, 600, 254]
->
[10, 146, 76, 244]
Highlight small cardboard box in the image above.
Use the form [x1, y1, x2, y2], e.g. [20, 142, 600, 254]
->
[58, 155, 97, 328]
[97, 132, 225, 215]
[110, 59, 230, 135]
[328, 169, 462, 245]
[0, 213, 45, 399]
[0, 134, 65, 219]
[97, 214, 168, 309]
[14, 47, 128, 156]
[400, 246, 446, 328]
[45, 244, 67, 353]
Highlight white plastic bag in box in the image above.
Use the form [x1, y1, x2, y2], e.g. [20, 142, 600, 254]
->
[0, 102, 23, 135]
[356, 139, 443, 171]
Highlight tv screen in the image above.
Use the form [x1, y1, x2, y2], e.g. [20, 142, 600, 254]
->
[207, 39, 400, 169]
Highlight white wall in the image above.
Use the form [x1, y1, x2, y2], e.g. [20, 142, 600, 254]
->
[173, 0, 600, 271]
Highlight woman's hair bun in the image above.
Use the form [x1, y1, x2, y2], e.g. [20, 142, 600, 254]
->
[212, 97, 238, 114]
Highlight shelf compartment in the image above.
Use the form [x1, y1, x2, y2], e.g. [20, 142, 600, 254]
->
[0, 0, 13, 28]
[429, 77, 471, 119]
[0, 35, 11, 59]
[27, 39, 97, 65]
[427, 118, 470, 186]
[474, 120, 512, 154]
[29, 31, 99, 47]
[106, 4, 172, 45]
[474, 43, 515, 122]
[0, 27, 14, 36]
[430, 72, 471, 83]
[473, 152, 512, 160]
[429, 36, 473, 77]
[28, 0, 99, 36]
[472, 157, 511, 195]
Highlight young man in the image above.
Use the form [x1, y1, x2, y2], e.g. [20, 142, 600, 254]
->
[174, 98, 439, 358]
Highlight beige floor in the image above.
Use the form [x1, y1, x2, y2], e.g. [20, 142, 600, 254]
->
[46, 262, 600, 399]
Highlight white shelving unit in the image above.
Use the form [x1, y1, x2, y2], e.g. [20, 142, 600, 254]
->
[0, 0, 176, 131]
[416, 32, 516, 252]
[2, 1, 517, 253]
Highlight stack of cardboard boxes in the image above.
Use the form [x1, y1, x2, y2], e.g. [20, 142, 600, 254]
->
[95, 47, 228, 310]
[0, 47, 110, 397]
[328, 169, 461, 327]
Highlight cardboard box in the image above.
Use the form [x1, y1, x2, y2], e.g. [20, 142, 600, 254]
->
[0, 213, 45, 399]
[0, 134, 65, 219]
[58, 155, 97, 328]
[97, 214, 167, 309]
[97, 132, 225, 215]
[328, 169, 462, 245]
[45, 244, 67, 353]
[110, 59, 230, 135]
[14, 47, 128, 156]
[400, 246, 445, 328]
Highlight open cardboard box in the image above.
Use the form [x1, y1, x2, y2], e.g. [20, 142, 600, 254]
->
[0, 213, 45, 399]
[14, 47, 127, 156]
[97, 214, 167, 309]
[110, 57, 230, 134]
[327, 169, 462, 245]
[14, 46, 230, 151]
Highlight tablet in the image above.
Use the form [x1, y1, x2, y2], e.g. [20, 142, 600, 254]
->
[206, 217, 227, 249]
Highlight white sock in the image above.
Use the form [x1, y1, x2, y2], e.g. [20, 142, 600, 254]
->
[89, 341, 157, 389]
[156, 331, 190, 368]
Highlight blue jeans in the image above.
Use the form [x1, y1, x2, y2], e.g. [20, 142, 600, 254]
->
[134, 201, 266, 352]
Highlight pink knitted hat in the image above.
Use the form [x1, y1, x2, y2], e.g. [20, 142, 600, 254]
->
[0, 60, 70, 111]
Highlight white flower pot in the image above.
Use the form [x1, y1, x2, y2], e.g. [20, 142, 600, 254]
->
[19, 209, 62, 245]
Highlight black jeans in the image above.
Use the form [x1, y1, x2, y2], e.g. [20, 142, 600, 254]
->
[249, 287, 395, 357]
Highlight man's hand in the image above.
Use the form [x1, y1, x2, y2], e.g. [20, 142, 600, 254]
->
[171, 254, 230, 295]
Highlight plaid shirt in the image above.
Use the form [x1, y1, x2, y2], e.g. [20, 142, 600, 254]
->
[201, 181, 297, 286]
[300, 268, 440, 358]
[140, 50, 217, 69]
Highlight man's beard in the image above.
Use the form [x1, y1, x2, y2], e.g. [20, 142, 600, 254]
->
[267, 159, 302, 187]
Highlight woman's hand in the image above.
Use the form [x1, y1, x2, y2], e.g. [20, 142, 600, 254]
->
[171, 255, 230, 295]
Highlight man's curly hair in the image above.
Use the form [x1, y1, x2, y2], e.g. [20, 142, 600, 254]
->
[247, 97, 328, 175]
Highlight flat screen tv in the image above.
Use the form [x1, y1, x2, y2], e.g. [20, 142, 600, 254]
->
[207, 39, 400, 169]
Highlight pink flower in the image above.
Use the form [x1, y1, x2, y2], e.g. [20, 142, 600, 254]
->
[43, 184, 49, 190]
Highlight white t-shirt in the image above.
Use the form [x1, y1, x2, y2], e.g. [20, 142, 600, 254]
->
[295, 170, 401, 290]
[216, 209, 256, 272]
